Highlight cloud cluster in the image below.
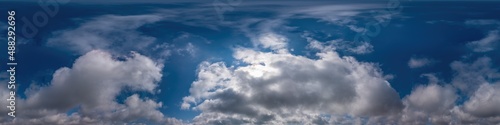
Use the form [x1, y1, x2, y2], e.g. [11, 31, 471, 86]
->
[0, 50, 183, 125]
[182, 36, 403, 124]
[306, 37, 374, 54]
[466, 30, 499, 52]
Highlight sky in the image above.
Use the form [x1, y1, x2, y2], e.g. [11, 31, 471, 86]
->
[0, 0, 500, 124]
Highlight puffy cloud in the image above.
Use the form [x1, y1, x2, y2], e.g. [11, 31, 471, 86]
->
[400, 84, 457, 124]
[464, 20, 500, 52]
[408, 57, 433, 68]
[466, 30, 500, 52]
[182, 37, 403, 124]
[465, 19, 500, 26]
[0, 50, 184, 125]
[463, 83, 500, 117]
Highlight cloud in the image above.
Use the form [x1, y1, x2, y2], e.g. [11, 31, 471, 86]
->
[448, 57, 500, 118]
[466, 30, 500, 52]
[465, 19, 500, 26]
[401, 83, 457, 124]
[47, 15, 162, 55]
[257, 33, 288, 52]
[450, 57, 500, 95]
[182, 36, 402, 124]
[408, 57, 433, 68]
[463, 83, 500, 117]
[306, 37, 374, 54]
[464, 20, 500, 52]
[448, 57, 500, 124]
[0, 72, 13, 122]
[0, 50, 185, 125]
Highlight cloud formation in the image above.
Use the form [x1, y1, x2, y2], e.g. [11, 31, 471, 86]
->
[182, 36, 403, 124]
[47, 15, 162, 55]
[181, 34, 500, 124]
[466, 30, 499, 52]
[408, 57, 434, 68]
[0, 50, 184, 125]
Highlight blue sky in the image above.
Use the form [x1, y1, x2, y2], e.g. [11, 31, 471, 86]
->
[1, 0, 500, 124]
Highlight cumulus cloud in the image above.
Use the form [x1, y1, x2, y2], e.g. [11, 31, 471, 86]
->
[448, 57, 500, 124]
[448, 57, 500, 119]
[182, 36, 402, 124]
[401, 83, 457, 124]
[0, 50, 184, 125]
[408, 57, 434, 68]
[0, 72, 13, 123]
[465, 19, 500, 26]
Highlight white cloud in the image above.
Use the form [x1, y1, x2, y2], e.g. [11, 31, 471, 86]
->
[0, 72, 13, 123]
[181, 40, 500, 124]
[400, 84, 457, 124]
[306, 37, 374, 54]
[348, 42, 374, 54]
[408, 57, 433, 68]
[404, 84, 457, 114]
[0, 50, 185, 125]
[464, 20, 500, 52]
[463, 83, 500, 117]
[182, 38, 402, 124]
[257, 33, 288, 52]
[465, 19, 500, 26]
[47, 15, 162, 55]
[467, 30, 500, 52]
[289, 4, 383, 24]
[450, 57, 500, 95]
